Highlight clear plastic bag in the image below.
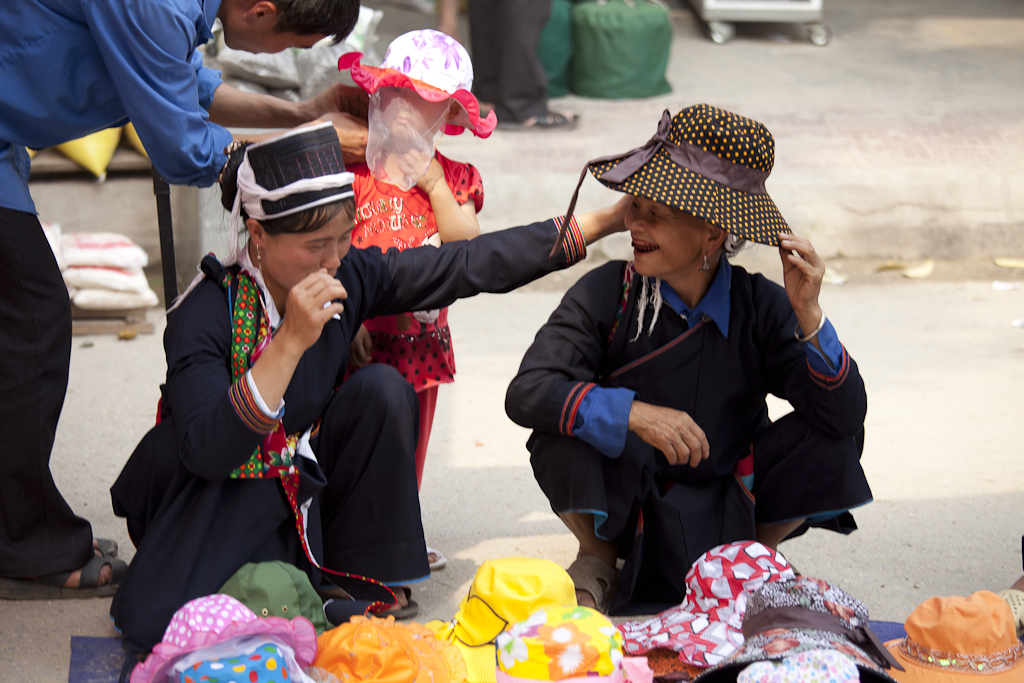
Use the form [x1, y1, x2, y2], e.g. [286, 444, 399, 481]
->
[217, 46, 301, 89]
[366, 87, 449, 191]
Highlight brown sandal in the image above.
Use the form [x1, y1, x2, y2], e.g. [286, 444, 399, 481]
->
[566, 555, 618, 614]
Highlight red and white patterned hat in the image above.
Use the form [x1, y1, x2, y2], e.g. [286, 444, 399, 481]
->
[618, 541, 795, 668]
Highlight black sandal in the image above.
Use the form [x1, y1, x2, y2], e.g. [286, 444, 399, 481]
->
[497, 110, 579, 131]
[0, 552, 127, 600]
[382, 585, 419, 620]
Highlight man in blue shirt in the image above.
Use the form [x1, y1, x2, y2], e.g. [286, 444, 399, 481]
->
[0, 0, 368, 599]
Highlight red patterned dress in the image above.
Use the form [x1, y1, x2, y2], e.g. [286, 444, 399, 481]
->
[350, 151, 484, 486]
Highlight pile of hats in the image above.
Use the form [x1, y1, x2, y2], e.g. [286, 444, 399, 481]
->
[59, 230, 159, 313]
[127, 551, 1024, 683]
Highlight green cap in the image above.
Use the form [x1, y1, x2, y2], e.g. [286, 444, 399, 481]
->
[218, 561, 329, 635]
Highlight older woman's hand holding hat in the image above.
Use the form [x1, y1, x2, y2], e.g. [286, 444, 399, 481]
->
[779, 232, 829, 359]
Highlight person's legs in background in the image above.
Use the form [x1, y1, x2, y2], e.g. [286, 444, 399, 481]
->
[0, 209, 111, 591]
[467, 0, 575, 128]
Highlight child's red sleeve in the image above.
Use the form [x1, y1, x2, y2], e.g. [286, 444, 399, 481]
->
[437, 152, 484, 214]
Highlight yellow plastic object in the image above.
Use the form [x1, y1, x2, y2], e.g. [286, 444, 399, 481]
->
[55, 128, 122, 179]
[901, 259, 935, 279]
[498, 606, 623, 680]
[995, 257, 1024, 269]
[123, 123, 149, 159]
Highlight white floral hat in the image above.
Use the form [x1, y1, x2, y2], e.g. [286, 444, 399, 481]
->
[496, 606, 652, 683]
[339, 29, 497, 138]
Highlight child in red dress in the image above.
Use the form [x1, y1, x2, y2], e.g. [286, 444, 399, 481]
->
[340, 30, 497, 570]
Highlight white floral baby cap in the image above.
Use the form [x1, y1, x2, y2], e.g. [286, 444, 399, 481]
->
[737, 650, 860, 683]
[381, 29, 474, 94]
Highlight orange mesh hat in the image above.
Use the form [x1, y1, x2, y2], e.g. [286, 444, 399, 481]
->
[552, 105, 788, 259]
[884, 591, 1024, 682]
[313, 615, 467, 683]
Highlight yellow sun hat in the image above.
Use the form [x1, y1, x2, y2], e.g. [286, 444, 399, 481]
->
[428, 558, 578, 683]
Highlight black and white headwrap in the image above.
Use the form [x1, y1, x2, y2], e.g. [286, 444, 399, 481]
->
[227, 122, 355, 263]
[171, 122, 355, 311]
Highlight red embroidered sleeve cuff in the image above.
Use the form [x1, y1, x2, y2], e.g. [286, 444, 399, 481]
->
[553, 215, 587, 266]
[559, 381, 597, 436]
[229, 371, 283, 434]
[808, 344, 851, 390]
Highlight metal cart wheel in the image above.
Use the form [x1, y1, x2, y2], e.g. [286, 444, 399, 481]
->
[807, 22, 830, 46]
[708, 21, 735, 44]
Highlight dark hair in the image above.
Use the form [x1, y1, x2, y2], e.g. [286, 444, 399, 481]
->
[272, 0, 360, 43]
[219, 142, 354, 235]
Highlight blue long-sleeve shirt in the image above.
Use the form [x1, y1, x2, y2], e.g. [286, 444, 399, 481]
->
[572, 256, 845, 457]
[0, 0, 232, 214]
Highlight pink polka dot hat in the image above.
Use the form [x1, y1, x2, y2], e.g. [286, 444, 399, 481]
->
[130, 594, 318, 683]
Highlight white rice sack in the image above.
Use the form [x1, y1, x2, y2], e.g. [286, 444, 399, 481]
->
[62, 232, 149, 269]
[63, 266, 150, 293]
[40, 222, 67, 271]
[73, 286, 158, 311]
[218, 46, 300, 89]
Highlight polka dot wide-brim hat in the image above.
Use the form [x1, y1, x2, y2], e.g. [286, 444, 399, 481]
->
[591, 105, 788, 246]
[130, 594, 318, 683]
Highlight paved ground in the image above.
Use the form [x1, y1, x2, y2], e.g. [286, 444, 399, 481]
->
[4, 0, 1024, 680]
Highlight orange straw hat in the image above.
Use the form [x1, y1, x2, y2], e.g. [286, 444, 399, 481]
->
[884, 591, 1024, 682]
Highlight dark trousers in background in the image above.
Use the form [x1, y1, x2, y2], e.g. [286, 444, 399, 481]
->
[0, 208, 93, 578]
[468, 0, 552, 123]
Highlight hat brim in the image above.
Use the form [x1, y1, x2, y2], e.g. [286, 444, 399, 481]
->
[131, 616, 318, 683]
[589, 150, 788, 247]
[883, 638, 1024, 683]
[339, 53, 497, 139]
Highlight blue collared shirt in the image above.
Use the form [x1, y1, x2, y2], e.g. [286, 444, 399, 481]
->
[0, 0, 232, 214]
[574, 256, 845, 457]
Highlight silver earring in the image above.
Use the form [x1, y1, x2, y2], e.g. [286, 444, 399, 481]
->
[699, 253, 710, 273]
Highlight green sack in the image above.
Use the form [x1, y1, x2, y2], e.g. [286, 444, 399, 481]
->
[537, 0, 575, 98]
[570, 0, 673, 99]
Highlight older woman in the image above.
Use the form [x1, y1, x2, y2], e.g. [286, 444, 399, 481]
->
[108, 123, 624, 661]
[506, 105, 872, 615]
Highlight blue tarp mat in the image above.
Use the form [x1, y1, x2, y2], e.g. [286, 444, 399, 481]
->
[69, 637, 122, 683]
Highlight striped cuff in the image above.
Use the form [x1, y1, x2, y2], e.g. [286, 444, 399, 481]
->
[229, 371, 283, 434]
[553, 215, 586, 266]
[559, 381, 597, 436]
[808, 345, 850, 390]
